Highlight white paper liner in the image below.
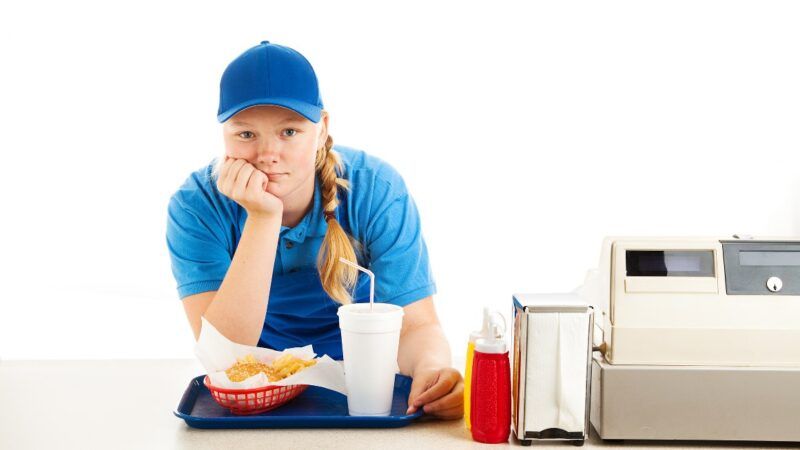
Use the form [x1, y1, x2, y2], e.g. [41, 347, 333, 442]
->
[195, 317, 347, 395]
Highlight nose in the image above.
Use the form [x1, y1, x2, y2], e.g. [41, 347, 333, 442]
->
[256, 138, 280, 164]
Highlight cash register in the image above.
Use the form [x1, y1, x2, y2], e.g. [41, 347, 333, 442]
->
[582, 236, 800, 442]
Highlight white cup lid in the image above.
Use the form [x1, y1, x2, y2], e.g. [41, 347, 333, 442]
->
[338, 303, 404, 333]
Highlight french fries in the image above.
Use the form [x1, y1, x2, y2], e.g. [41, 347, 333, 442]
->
[225, 353, 316, 383]
[271, 353, 317, 380]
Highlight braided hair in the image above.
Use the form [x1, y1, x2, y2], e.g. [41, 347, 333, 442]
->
[314, 135, 362, 304]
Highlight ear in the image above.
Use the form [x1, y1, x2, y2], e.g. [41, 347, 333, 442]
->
[318, 111, 329, 144]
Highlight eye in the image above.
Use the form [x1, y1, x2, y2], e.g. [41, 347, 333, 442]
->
[282, 128, 297, 137]
[238, 131, 255, 139]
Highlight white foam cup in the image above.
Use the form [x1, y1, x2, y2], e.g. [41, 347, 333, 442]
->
[337, 302, 404, 416]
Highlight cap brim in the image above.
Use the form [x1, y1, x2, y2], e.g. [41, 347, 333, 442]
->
[217, 97, 322, 123]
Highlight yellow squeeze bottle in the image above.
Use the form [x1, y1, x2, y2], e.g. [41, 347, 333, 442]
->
[464, 308, 493, 430]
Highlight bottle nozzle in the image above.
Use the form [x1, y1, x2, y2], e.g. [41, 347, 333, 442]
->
[474, 308, 506, 341]
[481, 307, 491, 336]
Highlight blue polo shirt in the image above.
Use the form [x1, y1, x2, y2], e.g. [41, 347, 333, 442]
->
[166, 145, 436, 358]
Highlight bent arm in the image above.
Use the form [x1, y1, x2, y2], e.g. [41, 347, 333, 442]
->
[182, 215, 281, 345]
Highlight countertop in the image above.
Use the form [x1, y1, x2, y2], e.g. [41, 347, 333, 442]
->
[1, 359, 798, 450]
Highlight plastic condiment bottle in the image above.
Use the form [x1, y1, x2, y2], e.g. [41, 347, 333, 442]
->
[464, 308, 504, 430]
[470, 325, 511, 444]
[465, 308, 490, 430]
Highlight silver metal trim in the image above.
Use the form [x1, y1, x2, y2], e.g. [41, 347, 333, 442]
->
[512, 299, 529, 439]
[524, 305, 591, 313]
[583, 306, 595, 441]
[512, 298, 594, 441]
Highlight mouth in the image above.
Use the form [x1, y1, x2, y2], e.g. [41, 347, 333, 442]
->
[263, 171, 288, 180]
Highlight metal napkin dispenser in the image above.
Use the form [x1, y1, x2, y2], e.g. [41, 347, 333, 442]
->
[511, 293, 594, 446]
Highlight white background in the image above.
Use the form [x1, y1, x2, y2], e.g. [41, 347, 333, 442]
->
[1, 1, 798, 363]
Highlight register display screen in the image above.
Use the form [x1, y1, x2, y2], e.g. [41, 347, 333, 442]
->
[739, 251, 800, 266]
[626, 250, 715, 277]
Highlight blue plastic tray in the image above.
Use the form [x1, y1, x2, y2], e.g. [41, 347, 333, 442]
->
[174, 373, 424, 429]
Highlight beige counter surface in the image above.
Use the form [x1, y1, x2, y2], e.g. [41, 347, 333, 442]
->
[1, 359, 797, 450]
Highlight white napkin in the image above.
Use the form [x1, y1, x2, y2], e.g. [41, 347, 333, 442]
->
[194, 317, 347, 395]
[525, 312, 590, 433]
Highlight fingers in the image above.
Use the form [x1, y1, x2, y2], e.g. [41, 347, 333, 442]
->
[213, 157, 282, 217]
[231, 163, 255, 199]
[218, 158, 247, 196]
[247, 168, 268, 193]
[411, 370, 458, 408]
[218, 156, 233, 181]
[421, 380, 464, 415]
[219, 159, 264, 202]
[406, 375, 434, 414]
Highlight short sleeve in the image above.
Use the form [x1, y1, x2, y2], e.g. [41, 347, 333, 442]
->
[166, 187, 233, 299]
[365, 186, 436, 307]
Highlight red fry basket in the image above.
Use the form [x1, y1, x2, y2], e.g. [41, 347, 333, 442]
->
[203, 376, 309, 415]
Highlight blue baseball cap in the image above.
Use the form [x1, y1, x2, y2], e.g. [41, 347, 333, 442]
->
[217, 41, 324, 123]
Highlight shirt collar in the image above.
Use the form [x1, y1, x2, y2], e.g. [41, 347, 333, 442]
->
[281, 176, 328, 243]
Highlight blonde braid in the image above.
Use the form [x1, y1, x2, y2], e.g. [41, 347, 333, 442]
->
[316, 135, 360, 304]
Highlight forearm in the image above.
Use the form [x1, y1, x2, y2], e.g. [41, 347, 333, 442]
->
[204, 215, 281, 345]
[398, 323, 453, 377]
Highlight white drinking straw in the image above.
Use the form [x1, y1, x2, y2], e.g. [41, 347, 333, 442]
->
[338, 257, 375, 312]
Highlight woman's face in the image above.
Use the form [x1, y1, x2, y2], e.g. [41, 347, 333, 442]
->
[222, 105, 328, 200]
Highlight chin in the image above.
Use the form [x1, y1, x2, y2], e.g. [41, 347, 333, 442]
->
[266, 185, 284, 198]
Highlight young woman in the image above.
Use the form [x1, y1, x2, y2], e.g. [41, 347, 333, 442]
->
[166, 41, 463, 419]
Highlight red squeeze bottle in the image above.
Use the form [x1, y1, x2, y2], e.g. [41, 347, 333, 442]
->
[470, 329, 511, 444]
